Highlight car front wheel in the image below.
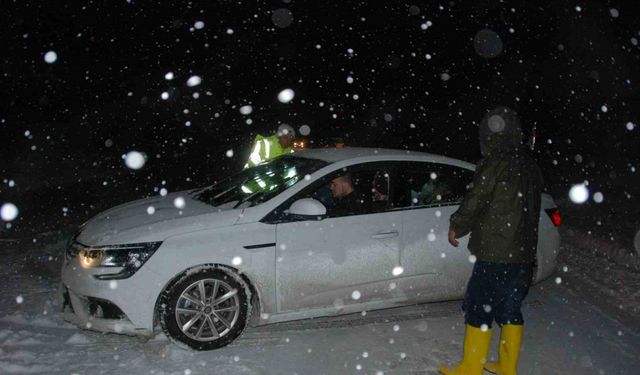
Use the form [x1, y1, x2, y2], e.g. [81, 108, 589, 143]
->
[159, 267, 251, 350]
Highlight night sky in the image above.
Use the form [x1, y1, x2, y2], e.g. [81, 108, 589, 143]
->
[1, 0, 639, 235]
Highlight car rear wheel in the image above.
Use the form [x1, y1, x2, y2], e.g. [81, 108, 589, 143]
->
[159, 268, 251, 350]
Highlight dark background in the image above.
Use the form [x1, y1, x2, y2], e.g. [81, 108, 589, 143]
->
[1, 1, 638, 244]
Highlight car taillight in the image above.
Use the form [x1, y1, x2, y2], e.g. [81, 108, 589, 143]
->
[545, 208, 561, 227]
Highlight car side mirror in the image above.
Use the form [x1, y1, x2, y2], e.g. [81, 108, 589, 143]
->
[288, 198, 327, 220]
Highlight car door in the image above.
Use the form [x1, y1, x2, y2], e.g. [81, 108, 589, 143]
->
[393, 161, 476, 301]
[270, 162, 402, 313]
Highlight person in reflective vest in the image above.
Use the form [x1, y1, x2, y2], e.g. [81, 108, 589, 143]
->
[244, 124, 296, 169]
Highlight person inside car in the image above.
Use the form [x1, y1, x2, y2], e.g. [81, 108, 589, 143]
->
[329, 173, 369, 215]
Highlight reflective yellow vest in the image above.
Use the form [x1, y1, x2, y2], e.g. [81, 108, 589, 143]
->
[244, 134, 293, 169]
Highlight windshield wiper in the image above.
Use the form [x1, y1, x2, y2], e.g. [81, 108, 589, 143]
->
[233, 191, 265, 209]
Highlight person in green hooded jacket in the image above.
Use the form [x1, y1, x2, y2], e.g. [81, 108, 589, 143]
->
[439, 107, 543, 375]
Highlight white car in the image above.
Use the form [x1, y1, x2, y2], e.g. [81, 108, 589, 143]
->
[61, 148, 560, 350]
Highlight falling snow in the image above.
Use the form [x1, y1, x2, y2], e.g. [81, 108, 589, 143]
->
[173, 196, 186, 209]
[392, 266, 404, 276]
[569, 184, 589, 204]
[43, 51, 57, 63]
[593, 192, 604, 203]
[186, 75, 202, 87]
[239, 105, 253, 115]
[124, 151, 146, 170]
[299, 124, 311, 136]
[277, 88, 295, 103]
[1, 202, 19, 221]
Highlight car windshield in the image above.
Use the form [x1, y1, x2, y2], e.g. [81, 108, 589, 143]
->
[194, 156, 327, 209]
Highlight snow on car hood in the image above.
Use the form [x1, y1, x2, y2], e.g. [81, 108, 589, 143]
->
[76, 190, 243, 246]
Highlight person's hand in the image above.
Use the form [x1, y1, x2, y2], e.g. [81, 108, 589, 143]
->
[448, 228, 459, 247]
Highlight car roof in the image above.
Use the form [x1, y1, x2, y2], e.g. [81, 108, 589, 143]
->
[290, 147, 476, 170]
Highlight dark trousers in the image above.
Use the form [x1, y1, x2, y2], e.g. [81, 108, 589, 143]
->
[463, 260, 533, 328]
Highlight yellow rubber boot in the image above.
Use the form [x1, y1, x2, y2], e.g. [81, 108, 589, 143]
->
[484, 324, 524, 375]
[438, 324, 492, 375]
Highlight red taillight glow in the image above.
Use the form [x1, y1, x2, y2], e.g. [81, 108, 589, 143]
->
[545, 208, 561, 227]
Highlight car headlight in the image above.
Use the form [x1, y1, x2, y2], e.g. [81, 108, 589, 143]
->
[74, 242, 162, 280]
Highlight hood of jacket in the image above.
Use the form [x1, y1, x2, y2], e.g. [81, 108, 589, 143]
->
[479, 106, 524, 157]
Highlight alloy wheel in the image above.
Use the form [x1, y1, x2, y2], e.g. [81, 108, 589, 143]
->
[174, 278, 240, 341]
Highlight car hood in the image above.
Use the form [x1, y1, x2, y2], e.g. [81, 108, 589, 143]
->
[76, 190, 244, 246]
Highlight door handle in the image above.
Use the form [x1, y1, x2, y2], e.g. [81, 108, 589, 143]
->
[371, 231, 399, 239]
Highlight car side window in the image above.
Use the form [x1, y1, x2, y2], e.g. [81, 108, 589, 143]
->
[264, 162, 396, 223]
[392, 162, 474, 209]
[312, 164, 393, 218]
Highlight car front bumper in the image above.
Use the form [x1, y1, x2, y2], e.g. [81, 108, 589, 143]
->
[60, 256, 165, 338]
[60, 284, 146, 336]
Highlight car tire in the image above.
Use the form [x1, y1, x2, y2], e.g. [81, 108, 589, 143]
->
[159, 267, 251, 350]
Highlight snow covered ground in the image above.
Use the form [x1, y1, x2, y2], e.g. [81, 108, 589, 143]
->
[1, 228, 638, 375]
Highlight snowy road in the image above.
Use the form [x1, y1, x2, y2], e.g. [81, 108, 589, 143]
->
[1, 232, 638, 375]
